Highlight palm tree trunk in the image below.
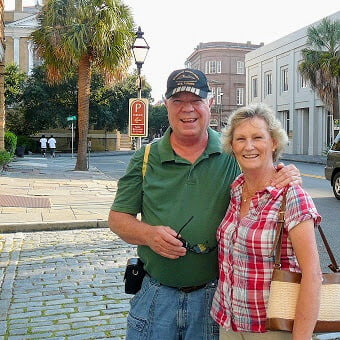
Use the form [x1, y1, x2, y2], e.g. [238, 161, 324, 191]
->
[75, 55, 91, 171]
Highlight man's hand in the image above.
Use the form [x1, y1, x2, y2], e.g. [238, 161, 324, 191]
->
[271, 163, 302, 188]
[146, 226, 187, 259]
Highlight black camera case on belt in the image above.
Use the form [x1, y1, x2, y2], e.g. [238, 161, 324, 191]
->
[124, 258, 146, 294]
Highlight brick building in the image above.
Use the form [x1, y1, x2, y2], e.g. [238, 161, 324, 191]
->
[186, 41, 263, 130]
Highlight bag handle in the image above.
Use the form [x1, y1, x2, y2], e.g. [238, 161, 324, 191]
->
[317, 225, 340, 273]
[270, 193, 340, 273]
[269, 194, 286, 269]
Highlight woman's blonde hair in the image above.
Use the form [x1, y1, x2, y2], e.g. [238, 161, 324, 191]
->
[221, 103, 288, 162]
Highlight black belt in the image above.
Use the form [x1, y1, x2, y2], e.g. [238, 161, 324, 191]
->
[146, 274, 207, 293]
[177, 284, 206, 293]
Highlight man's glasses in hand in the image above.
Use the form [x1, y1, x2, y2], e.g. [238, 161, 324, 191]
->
[176, 216, 217, 255]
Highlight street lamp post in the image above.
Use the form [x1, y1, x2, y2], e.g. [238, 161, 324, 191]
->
[132, 26, 149, 149]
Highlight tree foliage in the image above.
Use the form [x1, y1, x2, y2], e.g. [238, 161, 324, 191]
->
[4, 65, 153, 137]
[299, 18, 340, 124]
[21, 66, 78, 134]
[31, 0, 135, 170]
[148, 104, 169, 138]
[4, 64, 27, 108]
[90, 72, 152, 132]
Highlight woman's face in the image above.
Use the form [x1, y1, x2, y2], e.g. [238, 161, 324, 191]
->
[231, 117, 277, 171]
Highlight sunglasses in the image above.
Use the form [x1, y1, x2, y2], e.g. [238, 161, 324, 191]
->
[176, 216, 217, 255]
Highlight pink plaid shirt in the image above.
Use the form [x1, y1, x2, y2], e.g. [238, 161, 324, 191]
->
[210, 174, 321, 333]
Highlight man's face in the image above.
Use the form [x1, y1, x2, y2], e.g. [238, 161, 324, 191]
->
[165, 92, 213, 140]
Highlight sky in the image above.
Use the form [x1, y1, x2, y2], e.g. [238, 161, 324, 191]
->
[4, 0, 340, 102]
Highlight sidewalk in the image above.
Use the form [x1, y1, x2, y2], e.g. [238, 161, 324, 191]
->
[0, 154, 119, 233]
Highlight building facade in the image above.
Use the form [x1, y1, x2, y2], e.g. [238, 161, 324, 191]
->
[245, 11, 340, 156]
[186, 41, 263, 130]
[4, 0, 43, 74]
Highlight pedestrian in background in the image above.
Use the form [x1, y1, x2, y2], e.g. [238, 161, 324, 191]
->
[48, 135, 57, 158]
[39, 135, 47, 157]
[108, 69, 301, 340]
[211, 103, 321, 340]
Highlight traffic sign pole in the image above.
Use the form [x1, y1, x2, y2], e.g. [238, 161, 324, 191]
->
[67, 116, 77, 157]
[71, 121, 74, 158]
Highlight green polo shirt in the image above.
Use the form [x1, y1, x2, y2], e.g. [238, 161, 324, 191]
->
[111, 127, 240, 287]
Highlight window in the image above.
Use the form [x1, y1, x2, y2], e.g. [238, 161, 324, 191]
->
[297, 62, 308, 89]
[252, 77, 258, 98]
[299, 73, 307, 89]
[205, 60, 221, 74]
[236, 61, 244, 74]
[265, 72, 272, 96]
[216, 87, 223, 104]
[281, 67, 288, 92]
[217, 61, 222, 73]
[280, 110, 292, 138]
[212, 87, 223, 104]
[236, 88, 244, 105]
[211, 87, 216, 100]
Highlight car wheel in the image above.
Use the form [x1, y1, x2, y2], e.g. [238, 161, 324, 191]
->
[333, 172, 340, 200]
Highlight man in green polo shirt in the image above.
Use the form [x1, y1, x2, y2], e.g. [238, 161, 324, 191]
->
[108, 68, 299, 340]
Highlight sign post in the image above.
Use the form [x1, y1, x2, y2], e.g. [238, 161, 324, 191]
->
[129, 98, 148, 148]
[67, 116, 77, 158]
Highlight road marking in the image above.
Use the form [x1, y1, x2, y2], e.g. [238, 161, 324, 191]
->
[301, 173, 325, 179]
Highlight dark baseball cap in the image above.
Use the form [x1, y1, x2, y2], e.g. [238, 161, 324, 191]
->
[165, 68, 211, 99]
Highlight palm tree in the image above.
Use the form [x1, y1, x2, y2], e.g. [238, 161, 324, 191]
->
[299, 17, 340, 140]
[31, 0, 135, 170]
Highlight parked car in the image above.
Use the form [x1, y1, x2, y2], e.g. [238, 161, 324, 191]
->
[325, 133, 340, 200]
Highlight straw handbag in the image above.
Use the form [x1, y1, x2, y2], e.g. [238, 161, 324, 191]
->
[266, 195, 340, 333]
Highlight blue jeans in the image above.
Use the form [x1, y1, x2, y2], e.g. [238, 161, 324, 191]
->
[126, 275, 219, 340]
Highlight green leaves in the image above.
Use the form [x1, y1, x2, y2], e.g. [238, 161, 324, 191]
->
[31, 0, 135, 84]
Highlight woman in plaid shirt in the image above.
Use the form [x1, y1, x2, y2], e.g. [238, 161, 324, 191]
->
[210, 103, 322, 340]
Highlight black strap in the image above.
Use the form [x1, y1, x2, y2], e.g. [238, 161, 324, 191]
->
[317, 225, 340, 273]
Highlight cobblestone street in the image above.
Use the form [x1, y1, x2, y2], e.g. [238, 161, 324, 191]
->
[0, 228, 136, 339]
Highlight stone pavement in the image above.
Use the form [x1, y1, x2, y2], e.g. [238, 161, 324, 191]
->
[0, 155, 118, 233]
[0, 153, 137, 339]
[0, 228, 136, 339]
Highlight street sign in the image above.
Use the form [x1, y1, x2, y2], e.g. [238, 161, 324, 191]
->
[129, 98, 148, 137]
[67, 116, 77, 121]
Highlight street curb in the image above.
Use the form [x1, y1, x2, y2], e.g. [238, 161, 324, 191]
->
[0, 220, 108, 233]
[281, 154, 326, 165]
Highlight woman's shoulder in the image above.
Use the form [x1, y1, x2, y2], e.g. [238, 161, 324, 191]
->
[286, 184, 312, 202]
[284, 184, 321, 225]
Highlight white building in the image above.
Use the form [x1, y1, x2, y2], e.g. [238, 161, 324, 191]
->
[245, 11, 340, 156]
[4, 0, 44, 74]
